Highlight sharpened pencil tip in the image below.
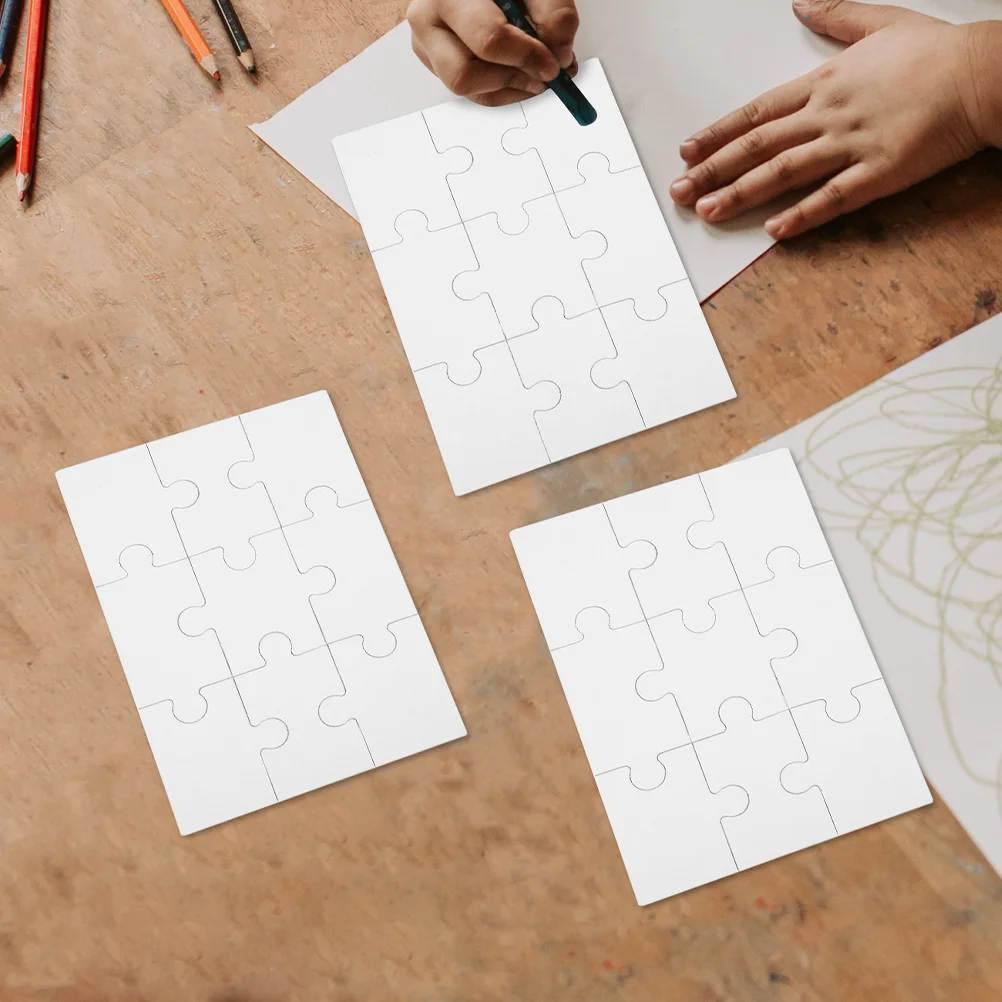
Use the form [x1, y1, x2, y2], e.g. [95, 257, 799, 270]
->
[238, 49, 256, 73]
[16, 173, 30, 201]
[0, 61, 6, 80]
[200, 53, 220, 80]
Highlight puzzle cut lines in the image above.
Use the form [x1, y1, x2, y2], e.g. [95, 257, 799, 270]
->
[334, 58, 735, 495]
[58, 391, 466, 835]
[511, 447, 931, 904]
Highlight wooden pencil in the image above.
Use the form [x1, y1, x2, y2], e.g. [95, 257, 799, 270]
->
[0, 0, 23, 79]
[14, 0, 46, 202]
[158, 0, 220, 80]
[0, 132, 15, 162]
[210, 0, 254, 74]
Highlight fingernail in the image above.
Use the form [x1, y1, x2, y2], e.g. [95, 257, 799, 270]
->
[696, 194, 720, 220]
[792, 0, 815, 20]
[525, 78, 546, 95]
[670, 177, 696, 203]
[765, 216, 785, 238]
[557, 46, 574, 69]
[679, 139, 698, 161]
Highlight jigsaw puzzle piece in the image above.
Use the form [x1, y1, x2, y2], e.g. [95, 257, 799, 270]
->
[414, 340, 558, 495]
[179, 528, 334, 673]
[503, 59, 640, 193]
[370, 212, 505, 382]
[744, 551, 881, 717]
[139, 677, 287, 835]
[228, 391, 368, 526]
[320, 616, 466, 766]
[56, 444, 196, 587]
[332, 111, 471, 251]
[639, 590, 793, 740]
[510, 503, 652, 650]
[782, 679, 932, 835]
[234, 634, 374, 800]
[695, 699, 836, 870]
[605, 471, 739, 631]
[687, 449, 832, 588]
[593, 286, 736, 427]
[454, 195, 605, 337]
[95, 546, 232, 719]
[595, 743, 747, 905]
[551, 609, 689, 789]
[149, 417, 279, 568]
[423, 100, 551, 231]
[559, 157, 687, 319]
[284, 488, 417, 655]
[508, 297, 642, 461]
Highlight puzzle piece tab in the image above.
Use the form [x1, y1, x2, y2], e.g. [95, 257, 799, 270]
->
[234, 634, 373, 801]
[695, 699, 836, 869]
[96, 546, 232, 720]
[605, 470, 739, 631]
[179, 528, 334, 673]
[596, 743, 747, 905]
[511, 502, 653, 650]
[593, 287, 736, 428]
[332, 110, 471, 250]
[559, 157, 687, 318]
[321, 616, 467, 766]
[508, 298, 642, 462]
[423, 100, 550, 231]
[284, 488, 417, 655]
[687, 449, 832, 587]
[414, 341, 558, 495]
[149, 416, 279, 567]
[550, 609, 689, 789]
[454, 194, 605, 337]
[370, 212, 505, 382]
[782, 680, 932, 834]
[56, 444, 196, 587]
[503, 60, 640, 192]
[139, 677, 287, 835]
[228, 391, 368, 525]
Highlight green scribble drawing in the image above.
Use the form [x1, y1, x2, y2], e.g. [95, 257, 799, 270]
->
[801, 363, 1002, 819]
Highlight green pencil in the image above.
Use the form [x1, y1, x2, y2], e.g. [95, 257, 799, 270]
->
[0, 132, 15, 162]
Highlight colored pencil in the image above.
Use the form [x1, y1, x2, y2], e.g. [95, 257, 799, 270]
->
[14, 0, 46, 201]
[0, 0, 23, 80]
[158, 0, 220, 80]
[0, 132, 15, 162]
[210, 0, 254, 74]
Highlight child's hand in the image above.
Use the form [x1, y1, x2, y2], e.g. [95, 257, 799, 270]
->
[407, 0, 579, 106]
[670, 0, 1002, 239]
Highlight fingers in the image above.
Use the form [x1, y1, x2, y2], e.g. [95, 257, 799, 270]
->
[765, 162, 877, 238]
[791, 0, 936, 44]
[693, 141, 852, 223]
[412, 27, 546, 100]
[679, 77, 813, 165]
[523, 0, 580, 67]
[671, 112, 821, 206]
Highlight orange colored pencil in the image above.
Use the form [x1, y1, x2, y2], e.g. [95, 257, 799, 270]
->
[159, 0, 220, 80]
[14, 0, 46, 202]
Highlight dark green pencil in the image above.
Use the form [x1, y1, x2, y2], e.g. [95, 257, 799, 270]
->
[0, 132, 15, 162]
[210, 0, 255, 73]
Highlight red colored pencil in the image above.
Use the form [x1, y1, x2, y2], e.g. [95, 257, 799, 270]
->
[15, 0, 47, 201]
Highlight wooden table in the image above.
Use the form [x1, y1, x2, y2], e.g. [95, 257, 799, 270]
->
[2, 1, 1001, 998]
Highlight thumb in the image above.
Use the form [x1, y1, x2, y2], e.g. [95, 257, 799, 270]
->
[792, 0, 938, 44]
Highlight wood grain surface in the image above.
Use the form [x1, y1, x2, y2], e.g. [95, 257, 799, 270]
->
[2, 1, 1002, 999]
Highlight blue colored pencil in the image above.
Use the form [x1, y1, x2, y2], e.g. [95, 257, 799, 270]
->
[0, 0, 24, 79]
[491, 0, 597, 126]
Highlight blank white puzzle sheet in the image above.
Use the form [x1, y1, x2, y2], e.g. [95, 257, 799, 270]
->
[333, 59, 735, 495]
[510, 448, 931, 905]
[56, 391, 466, 835]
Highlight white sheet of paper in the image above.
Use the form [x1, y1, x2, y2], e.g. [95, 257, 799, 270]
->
[511, 448, 930, 905]
[749, 311, 1002, 876]
[333, 60, 734, 495]
[57, 391, 466, 835]
[251, 0, 996, 301]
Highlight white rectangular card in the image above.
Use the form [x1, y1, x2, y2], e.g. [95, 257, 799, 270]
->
[333, 60, 734, 495]
[511, 448, 930, 904]
[57, 391, 466, 835]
